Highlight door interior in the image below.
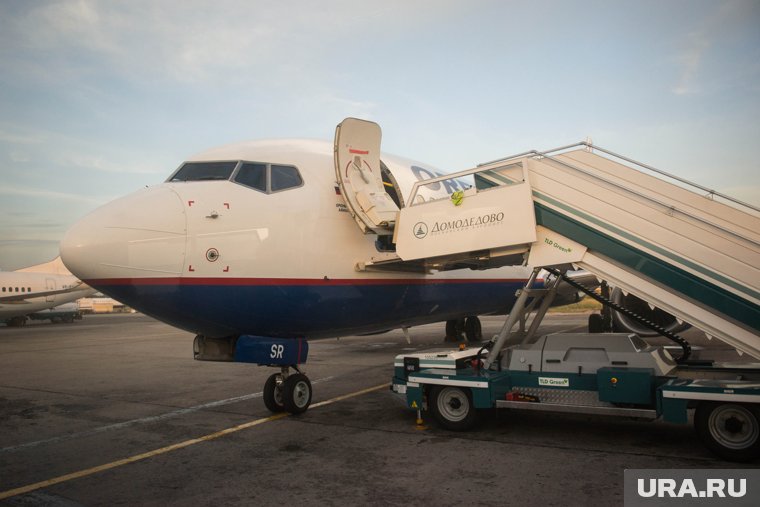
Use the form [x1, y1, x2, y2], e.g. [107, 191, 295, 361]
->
[334, 118, 399, 235]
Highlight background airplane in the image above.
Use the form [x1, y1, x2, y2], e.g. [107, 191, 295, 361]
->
[59, 119, 682, 413]
[0, 257, 95, 327]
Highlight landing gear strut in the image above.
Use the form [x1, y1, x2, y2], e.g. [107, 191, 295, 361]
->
[263, 366, 312, 415]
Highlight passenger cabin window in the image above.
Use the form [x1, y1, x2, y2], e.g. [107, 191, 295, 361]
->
[169, 161, 238, 182]
[232, 163, 303, 193]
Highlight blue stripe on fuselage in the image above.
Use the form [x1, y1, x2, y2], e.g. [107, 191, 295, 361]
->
[89, 279, 529, 338]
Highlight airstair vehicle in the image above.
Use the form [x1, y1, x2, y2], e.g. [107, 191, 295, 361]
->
[334, 118, 760, 461]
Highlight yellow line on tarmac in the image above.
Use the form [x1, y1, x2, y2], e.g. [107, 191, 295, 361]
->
[0, 382, 390, 501]
[310, 383, 390, 409]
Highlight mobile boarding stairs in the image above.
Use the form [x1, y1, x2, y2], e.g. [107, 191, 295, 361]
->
[334, 118, 760, 461]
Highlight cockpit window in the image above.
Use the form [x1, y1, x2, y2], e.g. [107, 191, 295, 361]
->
[234, 163, 267, 192]
[169, 159, 303, 194]
[169, 161, 238, 182]
[232, 163, 303, 193]
[271, 165, 303, 192]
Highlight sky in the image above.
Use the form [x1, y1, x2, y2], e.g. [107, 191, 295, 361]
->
[0, 0, 758, 270]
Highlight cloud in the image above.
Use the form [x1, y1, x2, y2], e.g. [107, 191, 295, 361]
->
[10, 151, 31, 163]
[62, 153, 162, 175]
[672, 32, 710, 96]
[0, 123, 164, 176]
[1, 0, 470, 87]
[0, 239, 60, 246]
[716, 184, 760, 208]
[671, 0, 760, 96]
[305, 95, 379, 123]
[0, 129, 44, 144]
[0, 239, 62, 271]
[0, 184, 106, 205]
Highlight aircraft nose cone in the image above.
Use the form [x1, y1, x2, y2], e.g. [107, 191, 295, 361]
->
[61, 185, 187, 282]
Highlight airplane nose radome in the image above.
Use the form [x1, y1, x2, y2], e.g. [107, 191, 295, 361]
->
[61, 186, 187, 281]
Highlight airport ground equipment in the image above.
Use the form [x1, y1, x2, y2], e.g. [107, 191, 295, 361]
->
[28, 302, 83, 324]
[331, 117, 760, 461]
[338, 118, 759, 355]
[341, 131, 760, 360]
[2, 315, 29, 327]
[2, 303, 82, 326]
[391, 270, 760, 461]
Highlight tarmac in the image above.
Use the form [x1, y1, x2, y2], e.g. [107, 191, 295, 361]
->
[0, 313, 756, 506]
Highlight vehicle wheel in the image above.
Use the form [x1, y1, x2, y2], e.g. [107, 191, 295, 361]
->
[263, 373, 285, 413]
[464, 316, 483, 342]
[430, 385, 478, 431]
[695, 402, 760, 462]
[282, 373, 312, 414]
[445, 319, 465, 342]
[588, 313, 604, 333]
[8, 316, 27, 327]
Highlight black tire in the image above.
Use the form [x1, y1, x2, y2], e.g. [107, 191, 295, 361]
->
[695, 402, 760, 462]
[282, 373, 312, 414]
[445, 319, 464, 342]
[263, 373, 285, 413]
[588, 313, 604, 333]
[429, 385, 478, 431]
[464, 316, 483, 342]
[8, 316, 27, 327]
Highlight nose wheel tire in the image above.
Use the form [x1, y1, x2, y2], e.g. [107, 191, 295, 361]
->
[695, 402, 760, 462]
[263, 373, 285, 413]
[464, 316, 482, 342]
[429, 385, 478, 431]
[282, 373, 312, 414]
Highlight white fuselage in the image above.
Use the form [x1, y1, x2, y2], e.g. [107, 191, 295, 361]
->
[60, 140, 533, 338]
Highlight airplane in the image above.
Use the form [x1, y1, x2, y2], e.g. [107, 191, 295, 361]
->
[59, 118, 682, 414]
[0, 257, 96, 326]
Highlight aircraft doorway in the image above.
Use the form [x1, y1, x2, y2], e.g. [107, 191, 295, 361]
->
[380, 161, 403, 208]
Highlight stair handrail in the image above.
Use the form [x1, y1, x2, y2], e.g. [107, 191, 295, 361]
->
[480, 141, 760, 214]
[405, 142, 760, 249]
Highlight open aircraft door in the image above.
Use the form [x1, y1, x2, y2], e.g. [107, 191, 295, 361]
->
[334, 118, 399, 235]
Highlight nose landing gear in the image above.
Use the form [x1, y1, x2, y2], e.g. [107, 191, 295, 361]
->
[263, 366, 313, 414]
[193, 335, 312, 415]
